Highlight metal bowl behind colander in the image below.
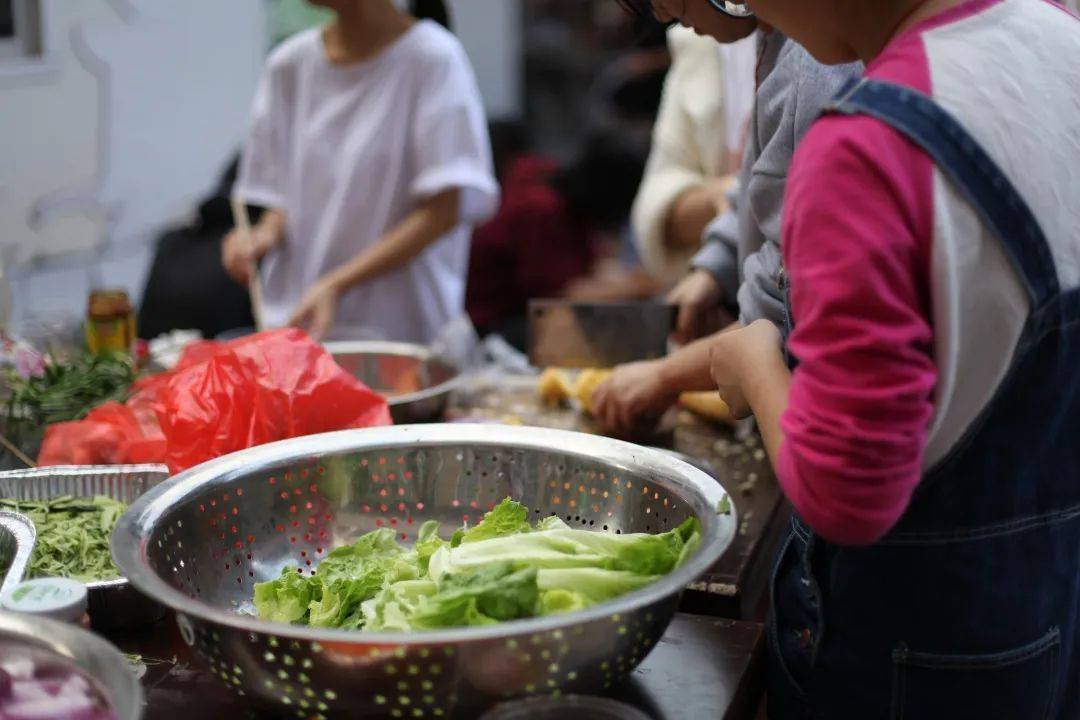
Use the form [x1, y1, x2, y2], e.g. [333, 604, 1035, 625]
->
[112, 425, 735, 719]
[0, 610, 144, 720]
[325, 341, 461, 423]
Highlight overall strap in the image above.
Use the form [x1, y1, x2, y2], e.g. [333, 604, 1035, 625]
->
[824, 78, 1060, 309]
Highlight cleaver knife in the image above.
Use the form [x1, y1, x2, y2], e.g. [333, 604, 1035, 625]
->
[527, 300, 675, 369]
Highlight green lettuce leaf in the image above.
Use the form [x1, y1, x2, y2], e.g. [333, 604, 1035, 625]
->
[255, 527, 422, 628]
[428, 517, 701, 581]
[361, 579, 438, 632]
[414, 520, 445, 575]
[674, 517, 703, 569]
[454, 498, 532, 546]
[534, 515, 571, 531]
[408, 562, 539, 630]
[252, 501, 702, 632]
[308, 547, 420, 628]
[313, 528, 405, 586]
[253, 568, 314, 624]
[537, 588, 590, 616]
[537, 567, 658, 603]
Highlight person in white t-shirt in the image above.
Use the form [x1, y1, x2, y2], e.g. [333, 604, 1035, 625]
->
[224, 0, 499, 343]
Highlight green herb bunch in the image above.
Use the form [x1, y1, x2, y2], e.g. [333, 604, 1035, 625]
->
[5, 353, 136, 427]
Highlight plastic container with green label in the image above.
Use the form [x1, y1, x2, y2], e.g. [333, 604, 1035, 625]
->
[1, 577, 89, 624]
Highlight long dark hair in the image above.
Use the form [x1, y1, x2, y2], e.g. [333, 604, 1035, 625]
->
[409, 0, 452, 31]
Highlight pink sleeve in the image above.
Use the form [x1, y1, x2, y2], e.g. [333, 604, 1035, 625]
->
[777, 114, 938, 546]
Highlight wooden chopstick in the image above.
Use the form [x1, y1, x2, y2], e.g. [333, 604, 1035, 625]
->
[0, 431, 36, 468]
[230, 196, 266, 332]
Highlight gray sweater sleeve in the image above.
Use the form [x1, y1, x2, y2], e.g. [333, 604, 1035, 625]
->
[737, 242, 786, 329]
[690, 179, 743, 306]
[733, 37, 862, 333]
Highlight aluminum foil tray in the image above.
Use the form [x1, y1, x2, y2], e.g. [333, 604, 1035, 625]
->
[0, 464, 170, 629]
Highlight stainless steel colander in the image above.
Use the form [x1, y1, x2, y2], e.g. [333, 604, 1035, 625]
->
[112, 425, 735, 719]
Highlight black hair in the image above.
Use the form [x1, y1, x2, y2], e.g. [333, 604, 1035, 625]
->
[632, 16, 671, 48]
[409, 0, 452, 31]
[550, 132, 646, 231]
[610, 65, 667, 123]
[196, 154, 265, 231]
[615, 0, 676, 30]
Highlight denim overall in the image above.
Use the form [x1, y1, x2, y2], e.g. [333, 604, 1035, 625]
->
[768, 78, 1080, 720]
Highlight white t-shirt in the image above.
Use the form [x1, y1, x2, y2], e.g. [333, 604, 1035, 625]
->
[236, 21, 499, 343]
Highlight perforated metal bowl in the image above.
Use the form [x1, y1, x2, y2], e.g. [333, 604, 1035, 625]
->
[112, 425, 735, 719]
[325, 341, 461, 423]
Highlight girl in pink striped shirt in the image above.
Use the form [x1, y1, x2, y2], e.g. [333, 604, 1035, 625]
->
[698, 0, 1080, 716]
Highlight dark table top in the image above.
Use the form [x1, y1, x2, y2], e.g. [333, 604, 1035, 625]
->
[108, 612, 764, 720]
[446, 374, 788, 619]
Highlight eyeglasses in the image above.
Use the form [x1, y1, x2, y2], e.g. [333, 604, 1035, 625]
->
[706, 0, 754, 18]
[615, 0, 755, 22]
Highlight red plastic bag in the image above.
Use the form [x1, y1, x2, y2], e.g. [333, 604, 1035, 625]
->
[38, 329, 391, 473]
[38, 402, 166, 467]
[156, 329, 391, 472]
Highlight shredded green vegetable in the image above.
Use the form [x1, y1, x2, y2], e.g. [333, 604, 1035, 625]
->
[0, 495, 127, 582]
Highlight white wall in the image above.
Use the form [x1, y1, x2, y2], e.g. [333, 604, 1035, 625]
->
[0, 0, 115, 268]
[0, 0, 266, 335]
[449, 0, 522, 120]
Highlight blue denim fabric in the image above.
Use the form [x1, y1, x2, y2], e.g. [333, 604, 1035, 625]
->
[768, 79, 1080, 720]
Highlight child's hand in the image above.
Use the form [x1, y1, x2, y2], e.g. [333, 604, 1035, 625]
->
[708, 319, 783, 419]
[591, 360, 680, 437]
[667, 269, 728, 344]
